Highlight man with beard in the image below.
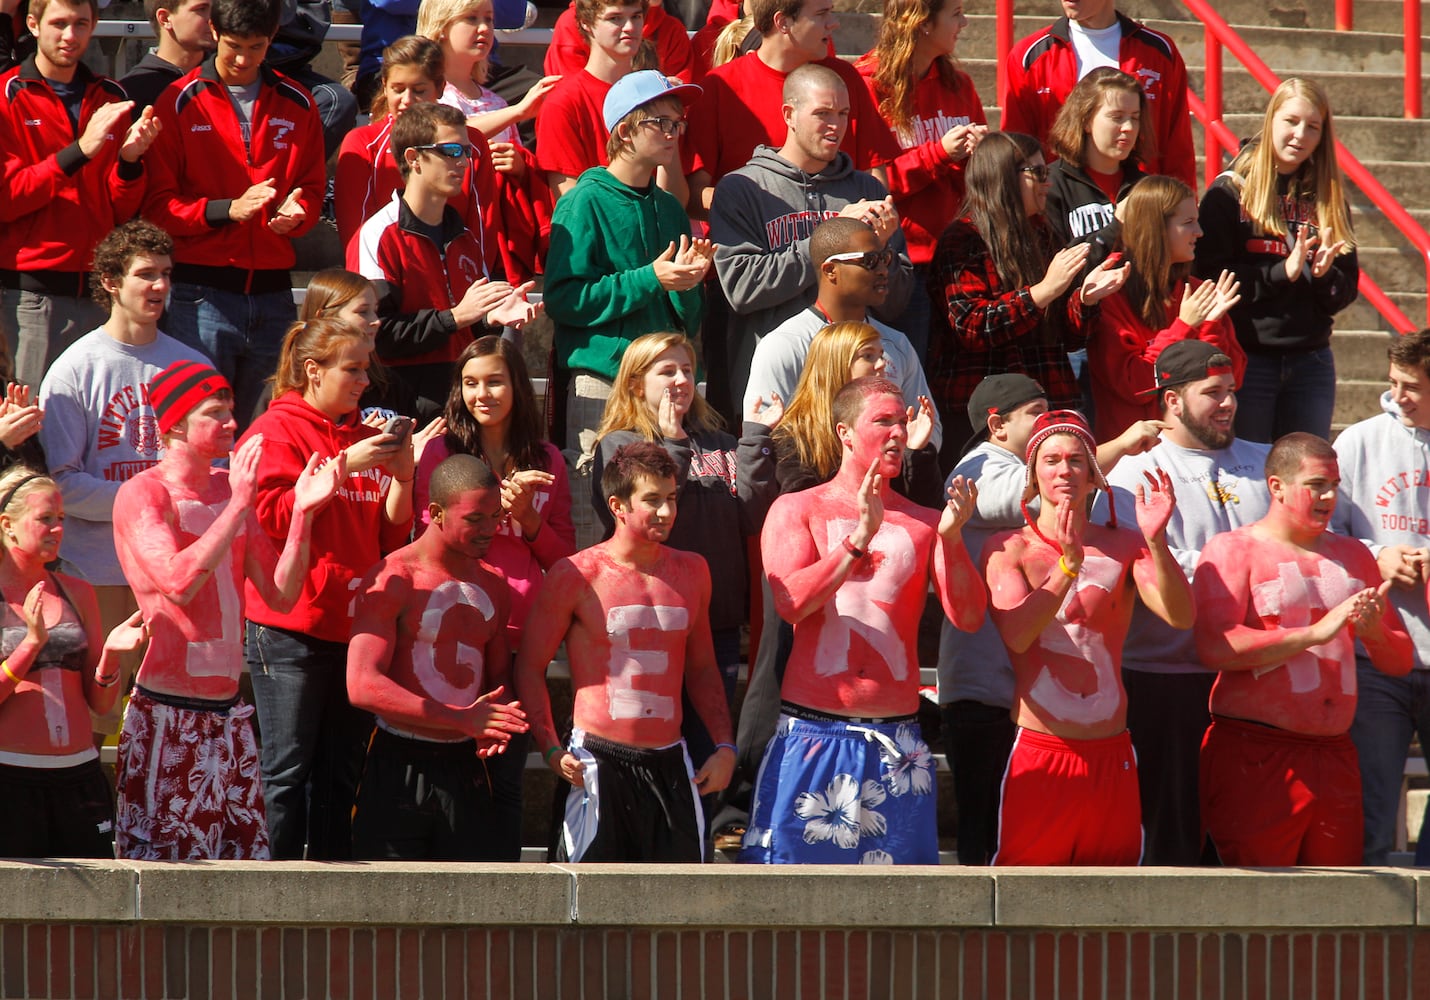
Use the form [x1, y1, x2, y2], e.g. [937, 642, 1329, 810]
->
[740, 377, 983, 865]
[1102, 339, 1270, 864]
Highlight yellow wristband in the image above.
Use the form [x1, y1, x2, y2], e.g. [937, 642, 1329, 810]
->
[1, 660, 18, 684]
[1057, 555, 1079, 580]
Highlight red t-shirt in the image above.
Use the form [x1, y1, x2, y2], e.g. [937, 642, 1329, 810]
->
[544, 3, 694, 81]
[534, 69, 614, 177]
[686, 52, 900, 182]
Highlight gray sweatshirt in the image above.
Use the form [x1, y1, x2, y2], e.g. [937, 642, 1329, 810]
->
[1102, 436, 1271, 674]
[38, 328, 211, 586]
[1332, 393, 1430, 669]
[710, 146, 914, 409]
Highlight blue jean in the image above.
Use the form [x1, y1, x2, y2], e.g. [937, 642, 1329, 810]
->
[246, 621, 373, 860]
[1348, 664, 1430, 865]
[166, 284, 295, 430]
[1232, 347, 1336, 443]
[681, 625, 742, 795]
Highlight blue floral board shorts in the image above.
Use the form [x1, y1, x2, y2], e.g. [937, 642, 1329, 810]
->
[739, 711, 938, 865]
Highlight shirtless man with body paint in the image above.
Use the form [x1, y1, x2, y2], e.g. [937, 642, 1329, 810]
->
[111, 359, 346, 860]
[983, 409, 1193, 866]
[1193, 432, 1412, 866]
[740, 376, 985, 865]
[515, 441, 736, 863]
[347, 454, 530, 860]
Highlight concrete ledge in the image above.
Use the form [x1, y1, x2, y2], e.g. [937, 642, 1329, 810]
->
[992, 867, 1418, 929]
[132, 861, 573, 927]
[6, 862, 1430, 931]
[560, 864, 995, 928]
[0, 861, 137, 922]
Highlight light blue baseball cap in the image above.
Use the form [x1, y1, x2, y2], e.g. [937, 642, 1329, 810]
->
[602, 70, 702, 132]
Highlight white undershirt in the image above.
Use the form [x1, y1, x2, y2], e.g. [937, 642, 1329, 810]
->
[1069, 20, 1123, 78]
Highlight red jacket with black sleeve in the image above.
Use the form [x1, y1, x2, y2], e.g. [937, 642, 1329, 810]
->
[142, 59, 325, 270]
[0, 58, 146, 275]
[1001, 13, 1194, 189]
[354, 195, 490, 369]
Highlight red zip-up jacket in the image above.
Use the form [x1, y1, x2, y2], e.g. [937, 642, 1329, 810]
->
[240, 391, 410, 643]
[142, 59, 325, 271]
[853, 53, 986, 267]
[355, 195, 489, 368]
[1001, 13, 1194, 189]
[0, 58, 146, 274]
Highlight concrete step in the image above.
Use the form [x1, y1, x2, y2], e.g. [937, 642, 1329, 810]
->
[1335, 378, 1395, 426]
[1331, 328, 1400, 380]
[1184, 67, 1430, 120]
[1340, 291, 1428, 332]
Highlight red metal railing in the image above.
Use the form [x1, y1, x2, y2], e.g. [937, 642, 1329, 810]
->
[1333, 0, 1423, 119]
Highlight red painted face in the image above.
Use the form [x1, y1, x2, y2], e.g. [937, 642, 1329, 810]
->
[178, 394, 238, 459]
[434, 486, 503, 559]
[842, 391, 907, 479]
[611, 473, 678, 543]
[1033, 433, 1091, 506]
[1275, 455, 1339, 532]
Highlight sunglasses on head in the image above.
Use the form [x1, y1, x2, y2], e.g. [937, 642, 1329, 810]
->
[1019, 163, 1051, 182]
[413, 142, 474, 159]
[825, 248, 896, 271]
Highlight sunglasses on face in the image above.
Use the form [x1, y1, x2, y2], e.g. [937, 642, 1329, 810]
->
[414, 142, 475, 159]
[825, 248, 896, 271]
[639, 116, 689, 138]
[1020, 163, 1051, 182]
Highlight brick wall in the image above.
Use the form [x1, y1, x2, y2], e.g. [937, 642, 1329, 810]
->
[4, 862, 1430, 999]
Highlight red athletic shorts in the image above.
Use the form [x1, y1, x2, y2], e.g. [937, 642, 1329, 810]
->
[993, 727, 1143, 866]
[1199, 716, 1362, 867]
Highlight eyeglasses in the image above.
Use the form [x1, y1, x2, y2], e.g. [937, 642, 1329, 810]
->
[825, 248, 895, 271]
[413, 142, 474, 159]
[639, 117, 689, 138]
[1020, 163, 1051, 182]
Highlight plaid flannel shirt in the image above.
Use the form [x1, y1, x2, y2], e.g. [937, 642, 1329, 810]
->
[927, 218, 1093, 421]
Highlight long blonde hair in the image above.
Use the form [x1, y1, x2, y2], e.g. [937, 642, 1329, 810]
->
[595, 333, 724, 443]
[1231, 78, 1355, 249]
[774, 322, 882, 479]
[711, 15, 753, 67]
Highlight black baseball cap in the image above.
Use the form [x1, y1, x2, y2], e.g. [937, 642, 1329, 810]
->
[1138, 339, 1236, 398]
[962, 373, 1047, 453]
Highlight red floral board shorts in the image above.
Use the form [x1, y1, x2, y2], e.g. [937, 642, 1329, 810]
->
[115, 686, 270, 860]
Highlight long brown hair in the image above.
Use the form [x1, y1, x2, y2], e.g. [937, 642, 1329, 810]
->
[963, 131, 1047, 290]
[773, 322, 882, 479]
[441, 336, 548, 472]
[298, 269, 392, 400]
[1047, 67, 1152, 169]
[370, 35, 446, 119]
[867, 0, 965, 135]
[595, 333, 723, 444]
[1230, 78, 1355, 249]
[1119, 176, 1196, 329]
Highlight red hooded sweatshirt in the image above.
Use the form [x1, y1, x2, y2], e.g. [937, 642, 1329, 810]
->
[240, 391, 410, 642]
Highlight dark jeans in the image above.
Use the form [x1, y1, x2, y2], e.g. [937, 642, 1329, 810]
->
[1348, 664, 1430, 865]
[167, 284, 295, 433]
[1124, 669, 1215, 866]
[941, 699, 1016, 865]
[886, 262, 932, 367]
[1232, 347, 1336, 443]
[681, 625, 742, 798]
[247, 621, 372, 860]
